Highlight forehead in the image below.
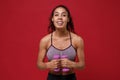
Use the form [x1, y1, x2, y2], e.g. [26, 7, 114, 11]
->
[54, 7, 68, 14]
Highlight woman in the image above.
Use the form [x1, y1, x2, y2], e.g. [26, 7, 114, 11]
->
[37, 5, 85, 80]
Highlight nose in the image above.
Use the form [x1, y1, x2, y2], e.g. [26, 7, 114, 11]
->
[58, 15, 62, 20]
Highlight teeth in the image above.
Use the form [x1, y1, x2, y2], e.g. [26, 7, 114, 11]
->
[57, 21, 63, 26]
[58, 22, 62, 24]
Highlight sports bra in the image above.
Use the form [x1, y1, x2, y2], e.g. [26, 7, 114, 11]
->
[46, 32, 76, 61]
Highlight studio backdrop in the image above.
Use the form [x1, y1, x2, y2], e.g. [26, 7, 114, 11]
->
[0, 0, 120, 80]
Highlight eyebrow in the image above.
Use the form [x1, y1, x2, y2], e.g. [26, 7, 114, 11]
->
[54, 12, 67, 14]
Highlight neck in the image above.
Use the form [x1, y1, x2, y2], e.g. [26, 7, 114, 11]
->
[54, 29, 69, 37]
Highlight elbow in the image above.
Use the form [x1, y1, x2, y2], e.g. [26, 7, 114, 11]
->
[80, 64, 85, 70]
[37, 62, 45, 70]
[37, 62, 41, 69]
[78, 63, 85, 70]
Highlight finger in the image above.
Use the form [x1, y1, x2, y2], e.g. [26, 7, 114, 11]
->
[54, 63, 58, 68]
[64, 64, 68, 67]
[61, 59, 65, 63]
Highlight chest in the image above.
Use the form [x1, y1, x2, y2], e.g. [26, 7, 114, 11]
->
[52, 37, 71, 50]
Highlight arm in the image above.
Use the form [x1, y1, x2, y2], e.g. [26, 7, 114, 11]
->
[37, 38, 48, 70]
[72, 37, 85, 70]
[61, 36, 85, 70]
[37, 37, 60, 70]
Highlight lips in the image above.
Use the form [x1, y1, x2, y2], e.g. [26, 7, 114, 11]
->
[56, 21, 64, 26]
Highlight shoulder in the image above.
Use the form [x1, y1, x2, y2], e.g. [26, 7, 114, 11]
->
[71, 32, 84, 42]
[39, 33, 51, 47]
[40, 34, 51, 42]
[70, 32, 84, 48]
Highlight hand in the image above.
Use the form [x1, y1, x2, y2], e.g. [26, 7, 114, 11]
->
[61, 58, 74, 68]
[46, 59, 61, 69]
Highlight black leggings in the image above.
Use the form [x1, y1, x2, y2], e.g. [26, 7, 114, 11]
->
[47, 73, 77, 80]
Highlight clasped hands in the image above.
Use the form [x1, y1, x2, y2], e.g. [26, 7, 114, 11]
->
[46, 58, 74, 69]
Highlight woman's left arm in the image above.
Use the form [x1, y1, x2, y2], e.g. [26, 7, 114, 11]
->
[72, 37, 85, 70]
[61, 36, 85, 70]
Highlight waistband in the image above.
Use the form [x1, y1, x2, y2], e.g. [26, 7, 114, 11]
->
[47, 73, 76, 80]
[48, 72, 76, 77]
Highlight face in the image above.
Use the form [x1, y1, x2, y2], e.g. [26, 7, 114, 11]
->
[52, 7, 69, 30]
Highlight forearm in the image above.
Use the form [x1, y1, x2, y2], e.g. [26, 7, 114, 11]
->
[71, 61, 85, 70]
[37, 62, 48, 70]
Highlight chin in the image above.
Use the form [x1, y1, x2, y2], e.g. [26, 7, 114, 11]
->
[55, 25, 66, 29]
[56, 27, 66, 30]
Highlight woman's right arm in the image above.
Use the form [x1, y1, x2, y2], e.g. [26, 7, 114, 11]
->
[37, 38, 48, 70]
[37, 37, 60, 70]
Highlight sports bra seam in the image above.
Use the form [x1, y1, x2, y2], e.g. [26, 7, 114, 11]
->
[47, 44, 76, 52]
[51, 44, 72, 51]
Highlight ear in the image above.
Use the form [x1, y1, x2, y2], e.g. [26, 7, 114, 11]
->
[52, 18, 54, 22]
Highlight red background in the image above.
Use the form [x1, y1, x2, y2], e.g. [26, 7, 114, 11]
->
[0, 0, 120, 80]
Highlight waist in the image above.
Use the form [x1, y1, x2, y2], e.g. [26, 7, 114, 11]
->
[48, 72, 76, 77]
[49, 68, 75, 75]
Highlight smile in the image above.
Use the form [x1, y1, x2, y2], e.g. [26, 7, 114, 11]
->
[56, 21, 64, 26]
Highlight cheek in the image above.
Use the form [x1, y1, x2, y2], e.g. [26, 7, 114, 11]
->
[63, 20, 69, 25]
[53, 21, 57, 26]
[52, 18, 58, 22]
[63, 17, 69, 22]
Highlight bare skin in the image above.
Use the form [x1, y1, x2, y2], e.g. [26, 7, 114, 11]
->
[37, 7, 85, 75]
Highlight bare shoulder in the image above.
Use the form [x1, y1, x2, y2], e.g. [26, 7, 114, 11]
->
[40, 34, 51, 43]
[71, 32, 84, 42]
[39, 33, 51, 48]
[70, 32, 84, 48]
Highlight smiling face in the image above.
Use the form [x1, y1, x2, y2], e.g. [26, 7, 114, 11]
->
[52, 7, 69, 30]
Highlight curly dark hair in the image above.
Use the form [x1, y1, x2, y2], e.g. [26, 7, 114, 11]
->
[48, 5, 75, 33]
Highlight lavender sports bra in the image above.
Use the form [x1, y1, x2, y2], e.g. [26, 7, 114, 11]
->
[46, 32, 76, 61]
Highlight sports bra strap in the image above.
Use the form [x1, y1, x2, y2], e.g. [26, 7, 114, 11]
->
[51, 32, 53, 45]
[69, 32, 72, 44]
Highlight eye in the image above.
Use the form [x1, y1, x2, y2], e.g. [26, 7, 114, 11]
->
[54, 14, 58, 16]
[62, 14, 67, 17]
